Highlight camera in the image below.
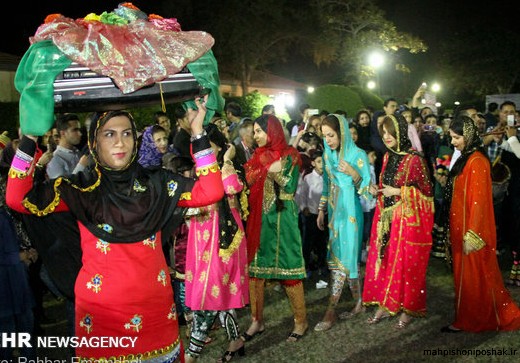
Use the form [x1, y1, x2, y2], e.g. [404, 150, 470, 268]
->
[507, 114, 515, 127]
[307, 109, 319, 116]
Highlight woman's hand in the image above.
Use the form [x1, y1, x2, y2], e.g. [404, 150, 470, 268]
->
[317, 210, 325, 230]
[268, 159, 282, 173]
[187, 94, 209, 135]
[369, 184, 379, 196]
[223, 144, 236, 161]
[339, 160, 360, 183]
[380, 184, 401, 197]
[37, 150, 53, 166]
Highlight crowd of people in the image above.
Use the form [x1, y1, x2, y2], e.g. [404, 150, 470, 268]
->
[3, 89, 520, 362]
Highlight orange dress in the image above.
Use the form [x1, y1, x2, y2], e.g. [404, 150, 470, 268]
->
[450, 151, 520, 331]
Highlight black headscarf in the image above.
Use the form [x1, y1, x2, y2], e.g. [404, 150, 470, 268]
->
[23, 111, 194, 297]
[378, 114, 422, 259]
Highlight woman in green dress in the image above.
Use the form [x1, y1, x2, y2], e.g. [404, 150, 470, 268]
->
[241, 114, 308, 343]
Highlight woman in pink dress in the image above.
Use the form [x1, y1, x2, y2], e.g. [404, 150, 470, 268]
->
[184, 123, 249, 362]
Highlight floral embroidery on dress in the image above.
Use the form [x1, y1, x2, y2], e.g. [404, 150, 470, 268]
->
[95, 239, 111, 254]
[226, 185, 238, 194]
[357, 158, 365, 169]
[143, 234, 156, 249]
[185, 270, 193, 283]
[222, 273, 230, 285]
[157, 269, 167, 286]
[199, 271, 207, 283]
[86, 274, 103, 293]
[133, 179, 147, 192]
[202, 229, 210, 242]
[167, 180, 178, 197]
[229, 282, 238, 295]
[211, 285, 220, 298]
[167, 304, 177, 320]
[202, 250, 210, 263]
[97, 223, 113, 233]
[124, 314, 143, 332]
[79, 314, 93, 334]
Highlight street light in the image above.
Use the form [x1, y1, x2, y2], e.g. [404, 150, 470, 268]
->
[368, 51, 385, 95]
[431, 83, 441, 93]
[367, 80, 376, 90]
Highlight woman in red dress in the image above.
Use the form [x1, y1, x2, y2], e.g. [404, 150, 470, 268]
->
[6, 98, 224, 362]
[362, 114, 434, 328]
[442, 115, 520, 332]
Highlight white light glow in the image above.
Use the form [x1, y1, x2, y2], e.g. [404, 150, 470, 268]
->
[368, 52, 385, 69]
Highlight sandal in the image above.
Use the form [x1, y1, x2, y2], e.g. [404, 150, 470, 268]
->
[240, 328, 264, 342]
[216, 345, 245, 362]
[286, 332, 305, 342]
[287, 323, 308, 342]
[314, 320, 334, 332]
[366, 313, 390, 325]
[395, 319, 411, 329]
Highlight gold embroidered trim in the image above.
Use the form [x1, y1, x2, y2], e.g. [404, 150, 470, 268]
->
[239, 186, 250, 221]
[278, 191, 293, 200]
[8, 168, 28, 179]
[463, 229, 486, 252]
[179, 192, 192, 201]
[219, 228, 244, 261]
[22, 178, 63, 216]
[195, 163, 219, 177]
[77, 338, 180, 362]
[69, 167, 102, 192]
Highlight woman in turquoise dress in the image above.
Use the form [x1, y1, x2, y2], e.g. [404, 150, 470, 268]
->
[314, 114, 372, 331]
[242, 114, 308, 342]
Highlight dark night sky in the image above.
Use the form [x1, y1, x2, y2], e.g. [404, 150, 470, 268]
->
[3, 0, 520, 101]
[4, 0, 518, 57]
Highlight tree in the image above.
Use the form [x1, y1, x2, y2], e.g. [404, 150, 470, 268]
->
[438, 26, 520, 98]
[162, 0, 313, 95]
[310, 0, 427, 86]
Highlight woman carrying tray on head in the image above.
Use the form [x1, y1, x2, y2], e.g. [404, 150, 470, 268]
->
[6, 96, 224, 362]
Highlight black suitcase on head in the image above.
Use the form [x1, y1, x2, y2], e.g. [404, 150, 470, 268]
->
[53, 63, 203, 112]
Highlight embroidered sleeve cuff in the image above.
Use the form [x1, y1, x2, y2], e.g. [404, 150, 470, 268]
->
[269, 171, 290, 187]
[9, 137, 36, 178]
[193, 146, 219, 177]
[319, 196, 328, 211]
[463, 230, 486, 252]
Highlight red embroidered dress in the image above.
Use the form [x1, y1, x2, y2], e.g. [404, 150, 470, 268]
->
[363, 114, 434, 316]
[7, 130, 223, 361]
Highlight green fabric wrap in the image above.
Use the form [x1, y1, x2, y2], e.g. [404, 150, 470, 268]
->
[15, 40, 72, 136]
[185, 50, 225, 125]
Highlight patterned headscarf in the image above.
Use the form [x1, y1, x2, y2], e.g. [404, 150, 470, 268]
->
[448, 115, 484, 177]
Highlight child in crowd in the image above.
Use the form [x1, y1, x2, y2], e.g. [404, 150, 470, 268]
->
[298, 150, 328, 276]
[161, 153, 196, 336]
[359, 147, 377, 263]
[138, 124, 178, 168]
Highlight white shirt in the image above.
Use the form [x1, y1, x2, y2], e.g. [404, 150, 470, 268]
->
[299, 170, 323, 215]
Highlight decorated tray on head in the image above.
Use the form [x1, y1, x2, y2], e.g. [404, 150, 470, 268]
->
[15, 2, 223, 135]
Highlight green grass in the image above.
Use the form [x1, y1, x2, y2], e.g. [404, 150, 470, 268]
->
[191, 256, 520, 363]
[38, 255, 520, 362]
